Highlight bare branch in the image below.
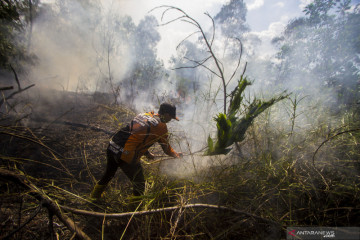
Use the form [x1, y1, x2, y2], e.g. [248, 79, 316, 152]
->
[10, 65, 21, 90]
[241, 62, 248, 79]
[158, 15, 187, 27]
[194, 55, 213, 66]
[0, 84, 35, 107]
[180, 19, 199, 29]
[153, 5, 230, 113]
[0, 66, 35, 108]
[175, 31, 202, 50]
[227, 38, 243, 85]
[204, 12, 216, 47]
[174, 57, 221, 78]
[2, 202, 42, 240]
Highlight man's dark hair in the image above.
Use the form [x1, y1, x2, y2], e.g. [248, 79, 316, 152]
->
[159, 103, 178, 120]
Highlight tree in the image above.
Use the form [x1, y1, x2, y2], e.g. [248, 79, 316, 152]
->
[121, 15, 163, 106]
[0, 0, 38, 70]
[132, 15, 162, 91]
[96, 8, 123, 104]
[274, 0, 360, 107]
[214, 0, 249, 39]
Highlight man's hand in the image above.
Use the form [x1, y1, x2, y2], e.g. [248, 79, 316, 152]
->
[177, 152, 183, 158]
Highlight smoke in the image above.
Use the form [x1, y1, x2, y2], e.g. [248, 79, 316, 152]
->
[16, 0, 358, 180]
[156, 0, 359, 179]
[29, 0, 150, 93]
[29, 1, 99, 91]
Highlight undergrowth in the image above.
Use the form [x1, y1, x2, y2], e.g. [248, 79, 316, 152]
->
[0, 94, 359, 239]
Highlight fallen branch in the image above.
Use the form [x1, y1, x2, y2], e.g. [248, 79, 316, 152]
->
[0, 86, 14, 91]
[0, 84, 35, 107]
[60, 203, 281, 227]
[0, 66, 35, 107]
[0, 168, 91, 240]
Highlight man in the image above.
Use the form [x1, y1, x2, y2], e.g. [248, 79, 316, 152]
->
[90, 103, 182, 200]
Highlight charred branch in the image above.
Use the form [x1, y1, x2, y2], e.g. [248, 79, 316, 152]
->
[0, 66, 35, 108]
[0, 86, 14, 91]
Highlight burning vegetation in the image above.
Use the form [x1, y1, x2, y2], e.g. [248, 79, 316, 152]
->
[1, 0, 360, 239]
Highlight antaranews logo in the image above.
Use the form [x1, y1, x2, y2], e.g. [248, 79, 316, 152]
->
[288, 229, 296, 237]
[286, 227, 360, 240]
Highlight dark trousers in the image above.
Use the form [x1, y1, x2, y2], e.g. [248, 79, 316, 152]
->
[98, 149, 145, 196]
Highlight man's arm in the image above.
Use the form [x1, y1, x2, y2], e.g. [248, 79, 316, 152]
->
[158, 131, 182, 158]
[159, 139, 182, 158]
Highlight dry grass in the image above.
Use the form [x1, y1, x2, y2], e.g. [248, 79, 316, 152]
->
[1, 91, 359, 239]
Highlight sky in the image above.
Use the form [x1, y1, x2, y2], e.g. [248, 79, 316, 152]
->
[115, 0, 313, 63]
[33, 0, 359, 91]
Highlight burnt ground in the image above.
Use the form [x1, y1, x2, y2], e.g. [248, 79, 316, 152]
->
[1, 89, 359, 240]
[0, 90, 145, 239]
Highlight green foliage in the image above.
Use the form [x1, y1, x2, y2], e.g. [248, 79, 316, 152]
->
[276, 0, 360, 108]
[205, 77, 289, 155]
[228, 76, 251, 117]
[0, 0, 22, 68]
[0, 0, 38, 69]
[303, 0, 338, 23]
[208, 112, 232, 155]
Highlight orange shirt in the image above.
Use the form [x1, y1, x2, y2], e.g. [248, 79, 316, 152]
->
[118, 112, 179, 164]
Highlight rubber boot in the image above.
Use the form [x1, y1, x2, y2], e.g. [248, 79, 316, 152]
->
[89, 184, 107, 201]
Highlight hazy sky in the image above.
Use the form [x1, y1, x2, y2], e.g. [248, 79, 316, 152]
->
[40, 0, 360, 63]
[116, 0, 313, 62]
[35, 0, 359, 90]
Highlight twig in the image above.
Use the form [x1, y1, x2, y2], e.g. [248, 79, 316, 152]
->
[0, 168, 91, 240]
[48, 209, 55, 240]
[312, 128, 360, 190]
[60, 203, 280, 227]
[227, 38, 243, 85]
[120, 201, 143, 240]
[0, 65, 35, 107]
[2, 202, 42, 240]
[0, 86, 14, 91]
[10, 65, 21, 90]
[0, 84, 35, 107]
[152, 5, 229, 113]
[312, 128, 360, 166]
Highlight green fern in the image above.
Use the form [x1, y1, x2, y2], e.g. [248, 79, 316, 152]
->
[206, 77, 289, 155]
